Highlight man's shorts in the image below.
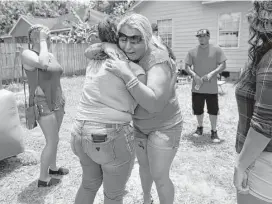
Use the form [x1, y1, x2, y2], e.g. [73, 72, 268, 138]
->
[192, 92, 219, 115]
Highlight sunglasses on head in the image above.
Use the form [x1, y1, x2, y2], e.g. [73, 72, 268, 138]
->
[118, 32, 143, 43]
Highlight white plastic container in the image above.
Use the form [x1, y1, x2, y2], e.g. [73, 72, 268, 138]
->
[0, 89, 24, 160]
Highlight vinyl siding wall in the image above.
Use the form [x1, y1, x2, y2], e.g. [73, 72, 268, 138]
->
[134, 1, 252, 77]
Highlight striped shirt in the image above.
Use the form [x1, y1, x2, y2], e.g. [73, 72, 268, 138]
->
[235, 50, 272, 153]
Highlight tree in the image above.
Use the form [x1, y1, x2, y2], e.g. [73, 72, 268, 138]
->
[60, 8, 99, 44]
[57, 0, 136, 43]
[0, 1, 72, 36]
[88, 0, 136, 16]
[0, 1, 28, 35]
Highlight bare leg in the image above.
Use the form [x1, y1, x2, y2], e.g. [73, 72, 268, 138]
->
[135, 138, 153, 204]
[49, 107, 64, 171]
[196, 114, 204, 127]
[38, 113, 59, 181]
[209, 114, 217, 131]
[148, 145, 177, 204]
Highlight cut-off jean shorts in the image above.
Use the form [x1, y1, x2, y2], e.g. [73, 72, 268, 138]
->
[33, 93, 65, 117]
[70, 120, 135, 204]
[134, 121, 183, 151]
[245, 151, 272, 203]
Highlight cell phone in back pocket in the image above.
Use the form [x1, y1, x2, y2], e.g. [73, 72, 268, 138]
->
[91, 134, 107, 143]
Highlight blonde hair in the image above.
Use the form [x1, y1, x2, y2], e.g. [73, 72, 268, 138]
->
[117, 13, 152, 50]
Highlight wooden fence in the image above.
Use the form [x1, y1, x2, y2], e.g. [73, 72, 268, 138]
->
[0, 43, 90, 82]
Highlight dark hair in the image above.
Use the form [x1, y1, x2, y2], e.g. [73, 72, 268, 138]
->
[28, 24, 48, 49]
[151, 23, 158, 32]
[237, 1, 272, 84]
[98, 16, 120, 44]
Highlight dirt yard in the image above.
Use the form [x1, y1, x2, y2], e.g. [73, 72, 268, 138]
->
[0, 76, 238, 204]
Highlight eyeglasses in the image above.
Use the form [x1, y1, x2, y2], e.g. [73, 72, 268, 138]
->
[118, 32, 143, 44]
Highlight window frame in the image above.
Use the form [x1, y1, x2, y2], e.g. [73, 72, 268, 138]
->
[217, 12, 242, 50]
[157, 18, 173, 48]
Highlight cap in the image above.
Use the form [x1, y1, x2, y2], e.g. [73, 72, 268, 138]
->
[196, 29, 210, 37]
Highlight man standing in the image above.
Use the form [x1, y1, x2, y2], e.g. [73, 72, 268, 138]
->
[185, 29, 227, 143]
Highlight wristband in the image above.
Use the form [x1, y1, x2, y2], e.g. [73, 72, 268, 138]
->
[126, 77, 139, 90]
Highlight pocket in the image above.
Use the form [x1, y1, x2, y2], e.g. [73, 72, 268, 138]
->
[83, 136, 116, 165]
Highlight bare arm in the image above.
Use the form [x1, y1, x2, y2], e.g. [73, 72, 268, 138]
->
[236, 128, 271, 171]
[203, 48, 227, 81]
[39, 40, 50, 69]
[38, 28, 50, 69]
[126, 63, 173, 113]
[85, 42, 128, 61]
[84, 43, 103, 59]
[185, 63, 197, 77]
[236, 60, 272, 171]
[211, 61, 226, 76]
[129, 62, 147, 84]
[21, 50, 62, 72]
[204, 61, 226, 81]
[105, 59, 174, 113]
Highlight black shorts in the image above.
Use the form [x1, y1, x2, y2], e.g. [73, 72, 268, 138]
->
[192, 92, 219, 115]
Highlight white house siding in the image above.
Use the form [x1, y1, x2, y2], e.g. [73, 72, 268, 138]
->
[134, 1, 252, 78]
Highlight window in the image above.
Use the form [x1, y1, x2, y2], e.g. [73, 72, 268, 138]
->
[218, 12, 241, 48]
[157, 19, 172, 48]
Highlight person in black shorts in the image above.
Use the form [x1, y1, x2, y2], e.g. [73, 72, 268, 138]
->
[185, 29, 227, 143]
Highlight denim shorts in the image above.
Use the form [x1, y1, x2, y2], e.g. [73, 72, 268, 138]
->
[134, 122, 182, 150]
[246, 152, 272, 203]
[70, 120, 135, 166]
[33, 94, 65, 117]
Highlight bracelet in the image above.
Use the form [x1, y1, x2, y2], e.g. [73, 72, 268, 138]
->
[126, 77, 139, 90]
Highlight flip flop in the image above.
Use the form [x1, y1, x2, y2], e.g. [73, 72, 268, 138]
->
[38, 178, 61, 187]
[49, 167, 69, 176]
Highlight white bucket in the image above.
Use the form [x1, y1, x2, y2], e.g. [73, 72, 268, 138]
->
[0, 89, 24, 160]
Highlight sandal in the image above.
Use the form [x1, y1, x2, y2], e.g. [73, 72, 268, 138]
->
[38, 178, 61, 187]
[49, 167, 69, 176]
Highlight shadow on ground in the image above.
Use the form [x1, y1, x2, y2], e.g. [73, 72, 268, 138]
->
[0, 156, 22, 180]
[17, 180, 61, 204]
[183, 132, 226, 147]
[0, 150, 39, 180]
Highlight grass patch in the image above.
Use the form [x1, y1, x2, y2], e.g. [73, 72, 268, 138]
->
[0, 76, 238, 204]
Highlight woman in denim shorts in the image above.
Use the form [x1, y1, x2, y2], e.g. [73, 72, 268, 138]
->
[234, 1, 272, 203]
[21, 24, 69, 187]
[85, 14, 182, 204]
[70, 17, 147, 204]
